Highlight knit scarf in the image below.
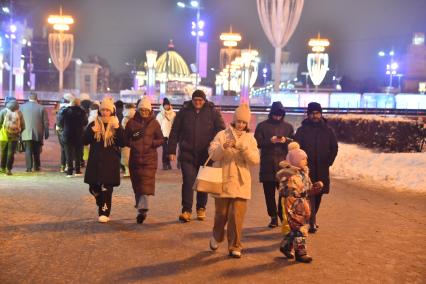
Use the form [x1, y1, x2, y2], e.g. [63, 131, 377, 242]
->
[92, 116, 116, 147]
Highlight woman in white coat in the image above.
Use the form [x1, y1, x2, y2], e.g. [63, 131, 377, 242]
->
[156, 98, 176, 170]
[208, 104, 260, 258]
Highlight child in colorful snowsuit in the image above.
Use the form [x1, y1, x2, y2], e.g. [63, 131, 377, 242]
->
[276, 142, 323, 263]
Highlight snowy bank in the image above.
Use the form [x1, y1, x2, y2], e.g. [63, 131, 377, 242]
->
[331, 143, 426, 193]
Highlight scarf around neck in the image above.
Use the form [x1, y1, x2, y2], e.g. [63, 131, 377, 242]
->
[92, 116, 116, 147]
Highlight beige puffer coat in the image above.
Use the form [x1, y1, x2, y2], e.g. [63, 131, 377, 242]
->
[208, 127, 260, 200]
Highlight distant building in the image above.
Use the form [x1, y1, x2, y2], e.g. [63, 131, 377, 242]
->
[403, 33, 426, 93]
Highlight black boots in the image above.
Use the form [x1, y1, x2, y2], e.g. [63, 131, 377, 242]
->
[296, 254, 313, 263]
[136, 209, 148, 224]
[268, 217, 279, 228]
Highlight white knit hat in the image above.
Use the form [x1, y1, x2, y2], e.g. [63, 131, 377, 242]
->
[138, 97, 152, 111]
[233, 103, 251, 124]
[100, 97, 115, 113]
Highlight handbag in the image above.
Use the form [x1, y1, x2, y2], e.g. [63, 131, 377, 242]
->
[193, 156, 223, 195]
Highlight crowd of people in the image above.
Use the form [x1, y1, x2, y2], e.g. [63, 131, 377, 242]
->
[0, 90, 338, 263]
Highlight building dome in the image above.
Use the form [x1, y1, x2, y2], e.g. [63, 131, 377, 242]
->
[155, 40, 190, 77]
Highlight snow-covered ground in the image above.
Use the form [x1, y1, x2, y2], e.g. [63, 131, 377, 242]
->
[331, 143, 426, 193]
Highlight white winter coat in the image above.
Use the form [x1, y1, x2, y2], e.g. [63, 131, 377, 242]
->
[208, 127, 260, 200]
[121, 108, 136, 167]
[156, 105, 176, 138]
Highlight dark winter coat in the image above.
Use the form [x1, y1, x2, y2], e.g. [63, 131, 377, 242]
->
[83, 121, 125, 187]
[168, 100, 225, 166]
[58, 106, 88, 145]
[125, 112, 164, 196]
[254, 118, 294, 182]
[294, 118, 338, 194]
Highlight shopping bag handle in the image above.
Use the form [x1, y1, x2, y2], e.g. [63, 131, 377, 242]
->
[203, 155, 213, 167]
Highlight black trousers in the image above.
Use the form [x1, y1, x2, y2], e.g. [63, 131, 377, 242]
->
[309, 193, 323, 228]
[64, 142, 82, 175]
[180, 160, 207, 213]
[0, 141, 17, 171]
[24, 140, 42, 171]
[162, 138, 170, 165]
[89, 184, 114, 217]
[262, 181, 282, 220]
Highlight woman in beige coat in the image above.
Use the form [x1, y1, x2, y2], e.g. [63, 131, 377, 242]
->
[208, 104, 260, 258]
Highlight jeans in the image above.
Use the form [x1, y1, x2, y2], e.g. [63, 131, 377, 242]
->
[0, 140, 17, 171]
[162, 138, 170, 166]
[64, 142, 82, 175]
[57, 132, 66, 168]
[24, 140, 42, 171]
[180, 160, 207, 213]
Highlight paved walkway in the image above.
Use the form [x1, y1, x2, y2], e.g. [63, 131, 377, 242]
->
[0, 135, 425, 284]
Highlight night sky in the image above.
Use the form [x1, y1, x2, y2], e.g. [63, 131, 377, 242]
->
[29, 0, 426, 82]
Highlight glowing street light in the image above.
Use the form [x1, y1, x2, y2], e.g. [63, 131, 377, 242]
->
[47, 7, 75, 92]
[307, 33, 330, 89]
[177, 0, 203, 89]
[2, 6, 10, 14]
[220, 28, 242, 94]
[378, 49, 398, 88]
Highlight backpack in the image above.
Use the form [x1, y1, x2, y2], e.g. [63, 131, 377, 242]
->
[3, 109, 21, 136]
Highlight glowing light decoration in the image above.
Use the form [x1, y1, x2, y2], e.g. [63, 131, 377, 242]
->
[47, 7, 74, 92]
[307, 34, 330, 87]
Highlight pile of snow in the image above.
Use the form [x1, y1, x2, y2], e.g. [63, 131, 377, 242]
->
[331, 143, 426, 193]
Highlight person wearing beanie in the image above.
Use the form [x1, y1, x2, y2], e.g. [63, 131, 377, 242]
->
[207, 103, 260, 258]
[275, 141, 323, 263]
[254, 101, 294, 228]
[0, 99, 25, 175]
[83, 97, 125, 223]
[20, 93, 49, 172]
[294, 101, 338, 233]
[156, 97, 176, 170]
[125, 96, 164, 224]
[168, 89, 225, 223]
[58, 98, 88, 177]
[121, 103, 136, 177]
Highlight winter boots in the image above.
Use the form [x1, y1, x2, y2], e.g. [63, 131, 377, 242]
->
[136, 209, 148, 224]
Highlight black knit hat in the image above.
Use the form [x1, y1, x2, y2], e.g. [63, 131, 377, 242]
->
[270, 101, 286, 117]
[307, 102, 322, 114]
[163, 97, 171, 106]
[192, 89, 206, 101]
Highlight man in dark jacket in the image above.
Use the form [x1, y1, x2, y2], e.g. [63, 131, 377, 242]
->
[58, 98, 88, 177]
[294, 102, 338, 233]
[254, 101, 294, 228]
[168, 90, 225, 223]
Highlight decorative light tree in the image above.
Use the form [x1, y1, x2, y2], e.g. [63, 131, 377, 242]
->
[47, 8, 74, 93]
[145, 50, 158, 99]
[307, 34, 330, 91]
[257, 0, 304, 92]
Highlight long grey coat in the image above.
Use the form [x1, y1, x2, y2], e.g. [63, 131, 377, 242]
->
[20, 101, 49, 142]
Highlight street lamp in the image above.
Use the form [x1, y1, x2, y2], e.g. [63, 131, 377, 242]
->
[379, 49, 397, 88]
[220, 28, 242, 95]
[307, 33, 330, 91]
[8, 23, 16, 97]
[177, 0, 202, 89]
[47, 7, 75, 93]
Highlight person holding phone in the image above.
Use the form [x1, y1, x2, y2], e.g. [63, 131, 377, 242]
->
[254, 101, 294, 228]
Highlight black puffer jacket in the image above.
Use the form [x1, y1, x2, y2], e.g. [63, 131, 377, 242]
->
[168, 100, 225, 166]
[58, 106, 88, 144]
[294, 118, 338, 194]
[254, 116, 294, 182]
[83, 121, 125, 187]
